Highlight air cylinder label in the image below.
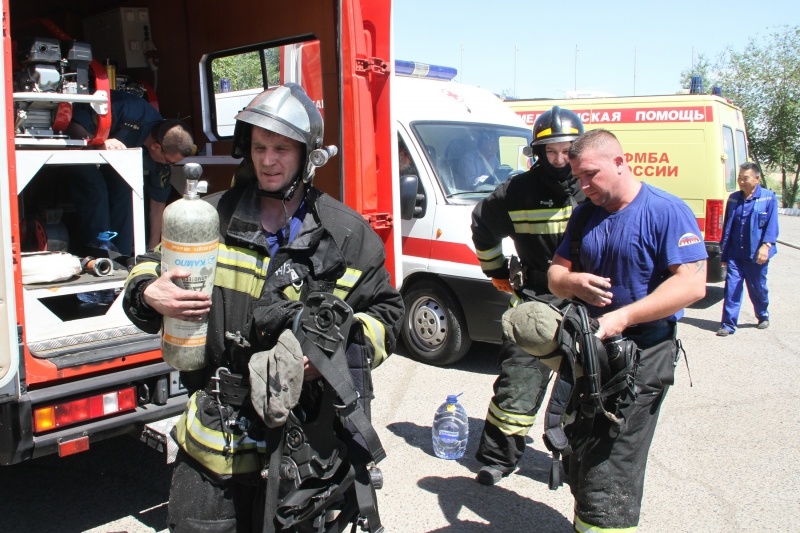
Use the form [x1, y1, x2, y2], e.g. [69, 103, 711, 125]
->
[161, 238, 218, 348]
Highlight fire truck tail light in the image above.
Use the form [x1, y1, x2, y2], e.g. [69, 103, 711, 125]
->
[705, 199, 723, 242]
[33, 387, 138, 433]
[118, 387, 137, 410]
[34, 408, 56, 432]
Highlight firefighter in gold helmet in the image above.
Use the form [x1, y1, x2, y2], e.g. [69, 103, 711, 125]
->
[470, 106, 585, 485]
[123, 84, 403, 531]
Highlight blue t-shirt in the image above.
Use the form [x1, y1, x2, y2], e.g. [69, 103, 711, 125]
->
[555, 183, 708, 321]
[264, 201, 307, 257]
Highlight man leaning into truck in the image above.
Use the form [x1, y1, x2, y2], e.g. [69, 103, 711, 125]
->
[470, 106, 585, 485]
[67, 90, 194, 254]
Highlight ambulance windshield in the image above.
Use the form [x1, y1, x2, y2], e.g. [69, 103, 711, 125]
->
[412, 122, 531, 198]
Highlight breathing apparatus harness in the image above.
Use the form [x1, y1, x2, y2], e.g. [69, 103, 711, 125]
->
[538, 297, 638, 490]
[261, 292, 385, 533]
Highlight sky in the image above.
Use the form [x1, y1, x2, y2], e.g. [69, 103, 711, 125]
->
[394, 0, 799, 99]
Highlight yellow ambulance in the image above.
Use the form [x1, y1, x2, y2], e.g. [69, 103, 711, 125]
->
[506, 94, 750, 282]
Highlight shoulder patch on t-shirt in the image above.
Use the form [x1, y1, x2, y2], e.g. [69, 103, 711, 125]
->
[678, 232, 701, 247]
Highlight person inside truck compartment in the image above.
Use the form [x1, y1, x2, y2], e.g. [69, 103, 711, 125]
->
[716, 162, 779, 336]
[470, 106, 586, 486]
[67, 89, 194, 255]
[123, 83, 403, 531]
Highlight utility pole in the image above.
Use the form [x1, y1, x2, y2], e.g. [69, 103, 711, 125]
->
[460, 44, 464, 83]
[513, 44, 518, 98]
[574, 45, 579, 92]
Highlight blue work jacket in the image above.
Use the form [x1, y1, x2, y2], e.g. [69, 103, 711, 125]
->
[720, 184, 779, 262]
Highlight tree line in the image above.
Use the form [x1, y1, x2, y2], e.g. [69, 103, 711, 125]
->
[681, 25, 800, 208]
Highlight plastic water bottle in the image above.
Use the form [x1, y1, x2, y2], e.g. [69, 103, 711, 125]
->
[77, 231, 118, 304]
[87, 231, 118, 253]
[432, 393, 468, 459]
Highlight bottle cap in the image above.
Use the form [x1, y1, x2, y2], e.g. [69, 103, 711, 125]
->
[446, 394, 461, 404]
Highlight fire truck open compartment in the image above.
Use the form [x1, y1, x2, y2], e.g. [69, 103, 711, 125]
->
[1, 0, 392, 465]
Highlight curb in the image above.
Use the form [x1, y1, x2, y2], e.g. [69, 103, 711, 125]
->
[777, 210, 799, 249]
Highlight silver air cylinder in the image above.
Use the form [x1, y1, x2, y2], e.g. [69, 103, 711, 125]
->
[160, 163, 220, 371]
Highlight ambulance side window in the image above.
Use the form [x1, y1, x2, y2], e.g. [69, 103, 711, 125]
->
[735, 129, 749, 165]
[723, 126, 737, 192]
[398, 134, 427, 219]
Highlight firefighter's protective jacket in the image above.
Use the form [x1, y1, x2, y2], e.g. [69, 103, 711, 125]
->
[123, 183, 403, 474]
[471, 164, 584, 293]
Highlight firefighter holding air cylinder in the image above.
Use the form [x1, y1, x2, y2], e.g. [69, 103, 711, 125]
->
[123, 84, 403, 532]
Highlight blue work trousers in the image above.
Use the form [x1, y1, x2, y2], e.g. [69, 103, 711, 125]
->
[722, 258, 769, 332]
[69, 164, 133, 256]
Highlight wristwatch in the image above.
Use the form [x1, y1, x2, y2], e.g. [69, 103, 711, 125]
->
[763, 242, 773, 248]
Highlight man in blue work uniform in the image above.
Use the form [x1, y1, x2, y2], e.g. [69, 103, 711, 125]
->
[68, 90, 194, 255]
[716, 162, 779, 336]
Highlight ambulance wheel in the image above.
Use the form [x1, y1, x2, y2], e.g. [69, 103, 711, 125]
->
[402, 280, 471, 366]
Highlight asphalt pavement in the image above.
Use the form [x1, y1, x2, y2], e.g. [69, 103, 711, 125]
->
[778, 209, 800, 248]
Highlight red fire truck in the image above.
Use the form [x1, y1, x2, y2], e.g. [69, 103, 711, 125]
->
[0, 0, 396, 464]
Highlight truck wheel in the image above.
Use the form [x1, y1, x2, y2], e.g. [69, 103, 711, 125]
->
[401, 280, 471, 366]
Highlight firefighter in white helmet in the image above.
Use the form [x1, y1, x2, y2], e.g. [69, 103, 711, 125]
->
[124, 83, 403, 532]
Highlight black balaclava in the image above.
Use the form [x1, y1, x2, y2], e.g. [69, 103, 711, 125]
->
[533, 144, 572, 182]
[532, 145, 584, 204]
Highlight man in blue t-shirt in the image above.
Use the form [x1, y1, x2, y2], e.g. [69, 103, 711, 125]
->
[548, 130, 707, 532]
[68, 90, 194, 255]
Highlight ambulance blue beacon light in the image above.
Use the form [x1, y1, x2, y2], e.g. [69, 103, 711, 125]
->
[395, 60, 457, 81]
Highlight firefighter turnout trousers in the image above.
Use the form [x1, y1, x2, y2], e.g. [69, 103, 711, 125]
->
[168, 449, 265, 533]
[568, 322, 676, 532]
[475, 340, 552, 472]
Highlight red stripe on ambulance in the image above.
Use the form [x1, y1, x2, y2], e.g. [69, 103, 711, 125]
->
[516, 106, 714, 126]
[402, 237, 479, 266]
